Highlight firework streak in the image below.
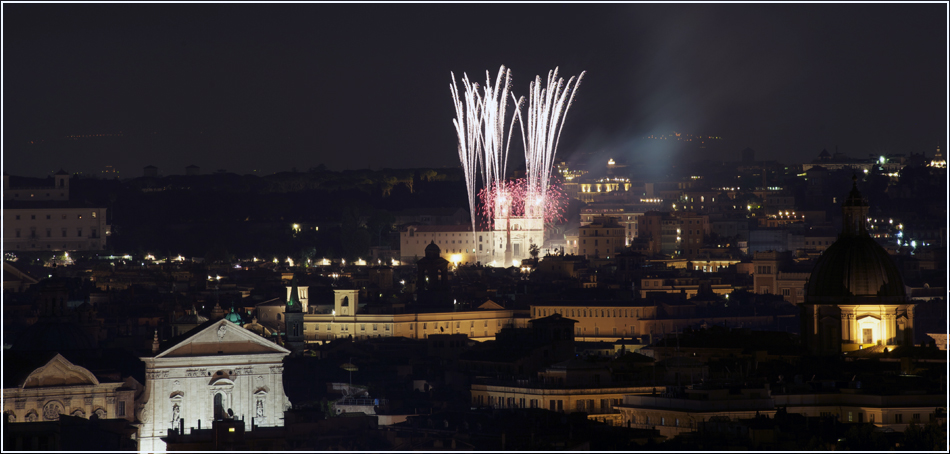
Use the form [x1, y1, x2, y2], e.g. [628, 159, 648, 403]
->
[517, 67, 584, 220]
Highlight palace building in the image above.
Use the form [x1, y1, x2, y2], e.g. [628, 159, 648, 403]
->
[3, 171, 110, 252]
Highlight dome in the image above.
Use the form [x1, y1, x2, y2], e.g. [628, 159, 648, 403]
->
[424, 241, 441, 259]
[805, 176, 906, 304]
[805, 235, 906, 303]
[224, 307, 244, 325]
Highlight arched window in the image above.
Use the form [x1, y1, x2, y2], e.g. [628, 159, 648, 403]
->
[214, 393, 225, 420]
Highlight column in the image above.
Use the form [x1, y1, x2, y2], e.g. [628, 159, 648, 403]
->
[840, 310, 850, 344]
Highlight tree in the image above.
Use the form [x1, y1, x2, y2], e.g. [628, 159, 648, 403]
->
[529, 243, 540, 260]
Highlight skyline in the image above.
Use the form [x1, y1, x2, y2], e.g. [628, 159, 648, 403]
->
[3, 3, 947, 178]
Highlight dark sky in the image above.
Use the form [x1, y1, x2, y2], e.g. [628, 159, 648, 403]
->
[3, 3, 946, 177]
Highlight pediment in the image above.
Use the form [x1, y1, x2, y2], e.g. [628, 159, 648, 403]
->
[857, 314, 881, 322]
[478, 300, 504, 310]
[156, 319, 290, 358]
[21, 354, 99, 389]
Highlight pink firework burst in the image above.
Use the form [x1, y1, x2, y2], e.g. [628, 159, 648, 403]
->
[477, 178, 566, 230]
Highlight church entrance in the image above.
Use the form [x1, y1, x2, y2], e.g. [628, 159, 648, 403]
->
[863, 328, 873, 344]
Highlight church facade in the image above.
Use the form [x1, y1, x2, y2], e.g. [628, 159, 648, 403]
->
[2, 353, 140, 424]
[137, 318, 292, 452]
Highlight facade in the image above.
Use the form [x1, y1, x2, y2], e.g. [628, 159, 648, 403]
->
[636, 211, 708, 258]
[3, 172, 110, 252]
[471, 382, 656, 426]
[2, 354, 139, 425]
[772, 392, 945, 432]
[400, 225, 491, 265]
[577, 216, 625, 259]
[577, 177, 633, 203]
[138, 319, 292, 452]
[615, 386, 776, 438]
[302, 290, 524, 342]
[752, 251, 809, 305]
[801, 177, 914, 355]
[531, 303, 654, 341]
[581, 205, 649, 246]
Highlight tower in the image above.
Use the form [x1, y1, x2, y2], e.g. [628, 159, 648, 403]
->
[284, 275, 305, 353]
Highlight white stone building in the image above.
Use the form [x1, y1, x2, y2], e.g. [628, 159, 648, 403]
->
[2, 353, 140, 424]
[3, 172, 110, 252]
[137, 319, 291, 452]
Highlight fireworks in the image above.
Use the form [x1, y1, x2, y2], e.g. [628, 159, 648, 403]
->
[450, 66, 584, 263]
[517, 67, 585, 219]
[449, 71, 482, 234]
[450, 66, 522, 234]
[477, 178, 567, 228]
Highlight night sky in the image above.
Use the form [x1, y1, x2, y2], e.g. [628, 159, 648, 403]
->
[3, 3, 946, 178]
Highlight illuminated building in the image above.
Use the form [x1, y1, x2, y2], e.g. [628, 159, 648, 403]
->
[471, 379, 653, 427]
[138, 319, 292, 452]
[581, 203, 661, 245]
[577, 177, 633, 203]
[531, 303, 654, 341]
[637, 211, 708, 258]
[400, 225, 490, 265]
[300, 289, 523, 342]
[2, 354, 139, 426]
[615, 385, 776, 438]
[577, 216, 625, 260]
[801, 177, 915, 354]
[3, 171, 110, 252]
[802, 148, 903, 173]
[752, 251, 809, 305]
[492, 192, 544, 264]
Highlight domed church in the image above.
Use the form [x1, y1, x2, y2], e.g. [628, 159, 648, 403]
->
[802, 176, 914, 355]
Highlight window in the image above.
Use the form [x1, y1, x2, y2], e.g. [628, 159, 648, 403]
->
[360, 324, 365, 331]
[782, 288, 791, 296]
[373, 324, 378, 331]
[912, 413, 920, 421]
[117, 402, 126, 417]
[62, 228, 67, 237]
[15, 229, 20, 238]
[92, 211, 97, 218]
[46, 228, 51, 238]
[62, 214, 66, 220]
[894, 414, 903, 423]
[77, 228, 82, 237]
[15, 215, 20, 220]
[46, 215, 51, 220]
[31, 215, 36, 220]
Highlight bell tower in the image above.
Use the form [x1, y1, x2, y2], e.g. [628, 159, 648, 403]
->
[284, 275, 305, 353]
